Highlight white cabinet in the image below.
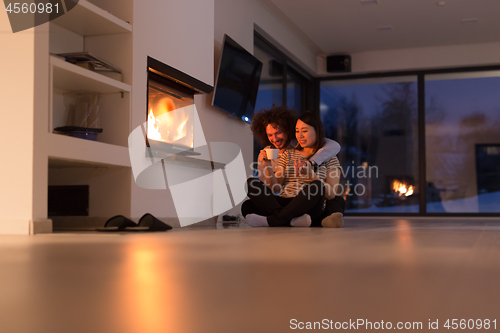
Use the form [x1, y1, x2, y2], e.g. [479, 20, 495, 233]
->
[51, 0, 132, 36]
[49, 0, 133, 165]
[47, 0, 133, 226]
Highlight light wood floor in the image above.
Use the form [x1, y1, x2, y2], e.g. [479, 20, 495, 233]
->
[1, 218, 500, 333]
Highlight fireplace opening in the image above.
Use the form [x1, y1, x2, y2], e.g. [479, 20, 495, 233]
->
[391, 178, 415, 198]
[376, 176, 418, 207]
[148, 71, 194, 152]
[146, 57, 212, 156]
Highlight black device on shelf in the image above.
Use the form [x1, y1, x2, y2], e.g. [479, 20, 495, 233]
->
[55, 52, 122, 73]
[212, 34, 263, 124]
[54, 126, 103, 141]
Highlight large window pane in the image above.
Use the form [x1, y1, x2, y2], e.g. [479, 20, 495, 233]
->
[425, 71, 500, 213]
[286, 73, 302, 111]
[252, 37, 312, 170]
[254, 46, 283, 112]
[320, 77, 419, 213]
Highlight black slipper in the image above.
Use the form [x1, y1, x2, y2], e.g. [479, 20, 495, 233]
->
[123, 213, 172, 232]
[96, 215, 138, 232]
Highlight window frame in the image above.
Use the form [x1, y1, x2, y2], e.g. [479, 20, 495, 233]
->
[252, 32, 315, 170]
[317, 65, 500, 217]
[254, 31, 314, 112]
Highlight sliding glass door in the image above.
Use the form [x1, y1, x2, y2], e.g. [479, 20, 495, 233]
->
[425, 71, 500, 213]
[320, 77, 419, 213]
[253, 46, 283, 111]
[253, 32, 312, 114]
[252, 32, 313, 165]
[320, 68, 500, 216]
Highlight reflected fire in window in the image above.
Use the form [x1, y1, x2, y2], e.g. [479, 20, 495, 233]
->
[392, 179, 414, 197]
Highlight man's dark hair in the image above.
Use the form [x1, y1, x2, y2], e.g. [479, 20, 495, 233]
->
[251, 105, 297, 147]
[296, 111, 325, 155]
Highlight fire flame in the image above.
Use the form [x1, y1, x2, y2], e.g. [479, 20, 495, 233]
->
[343, 186, 350, 201]
[147, 97, 190, 144]
[177, 119, 188, 141]
[392, 180, 414, 197]
[148, 109, 161, 140]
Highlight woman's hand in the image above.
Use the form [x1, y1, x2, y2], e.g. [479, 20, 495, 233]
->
[294, 159, 305, 176]
[294, 159, 316, 179]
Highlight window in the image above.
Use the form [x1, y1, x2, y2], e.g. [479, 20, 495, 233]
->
[425, 71, 500, 213]
[253, 32, 312, 114]
[253, 47, 283, 110]
[320, 77, 419, 213]
[252, 32, 313, 164]
[320, 67, 500, 216]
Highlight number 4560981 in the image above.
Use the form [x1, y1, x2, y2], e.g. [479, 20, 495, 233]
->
[5, 2, 59, 14]
[444, 319, 496, 330]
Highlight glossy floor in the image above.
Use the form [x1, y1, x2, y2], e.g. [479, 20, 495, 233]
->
[1, 218, 500, 333]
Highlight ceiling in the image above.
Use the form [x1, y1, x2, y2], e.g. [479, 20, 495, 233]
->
[266, 0, 500, 54]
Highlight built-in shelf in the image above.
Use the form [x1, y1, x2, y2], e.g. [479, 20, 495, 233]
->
[45, 0, 133, 232]
[47, 133, 130, 167]
[51, 56, 131, 94]
[51, 0, 132, 36]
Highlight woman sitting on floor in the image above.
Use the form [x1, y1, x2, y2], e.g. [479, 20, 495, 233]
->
[243, 111, 343, 228]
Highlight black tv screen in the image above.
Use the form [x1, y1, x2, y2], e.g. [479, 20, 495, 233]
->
[212, 34, 263, 124]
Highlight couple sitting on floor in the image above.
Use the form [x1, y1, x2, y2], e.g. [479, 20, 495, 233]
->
[241, 106, 345, 228]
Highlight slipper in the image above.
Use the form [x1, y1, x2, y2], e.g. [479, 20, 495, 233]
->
[123, 213, 172, 232]
[96, 215, 138, 232]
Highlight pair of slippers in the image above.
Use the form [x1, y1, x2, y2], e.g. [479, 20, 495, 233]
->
[96, 213, 172, 232]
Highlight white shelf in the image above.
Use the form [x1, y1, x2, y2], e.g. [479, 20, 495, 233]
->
[51, 0, 132, 36]
[51, 56, 131, 94]
[47, 133, 130, 167]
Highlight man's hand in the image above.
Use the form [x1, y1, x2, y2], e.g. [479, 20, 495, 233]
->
[258, 149, 271, 166]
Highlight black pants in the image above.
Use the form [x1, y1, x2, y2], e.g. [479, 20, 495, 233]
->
[242, 184, 346, 227]
[241, 178, 325, 227]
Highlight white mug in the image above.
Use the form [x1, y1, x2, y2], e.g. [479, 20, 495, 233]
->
[265, 148, 279, 160]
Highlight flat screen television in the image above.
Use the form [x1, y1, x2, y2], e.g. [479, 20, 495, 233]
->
[212, 34, 263, 124]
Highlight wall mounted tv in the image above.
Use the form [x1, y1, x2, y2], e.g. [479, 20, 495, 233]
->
[212, 34, 263, 124]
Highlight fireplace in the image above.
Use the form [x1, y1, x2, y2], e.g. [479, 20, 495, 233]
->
[376, 176, 418, 207]
[391, 177, 415, 198]
[146, 57, 212, 156]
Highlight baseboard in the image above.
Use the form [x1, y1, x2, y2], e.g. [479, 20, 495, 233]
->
[162, 216, 218, 228]
[0, 219, 31, 235]
[30, 219, 53, 234]
[51, 216, 109, 229]
[51, 215, 218, 230]
[345, 216, 500, 220]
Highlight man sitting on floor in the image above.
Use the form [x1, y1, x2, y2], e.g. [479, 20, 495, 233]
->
[241, 105, 345, 227]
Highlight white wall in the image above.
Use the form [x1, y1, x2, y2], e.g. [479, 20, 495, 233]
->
[318, 41, 500, 75]
[215, 0, 320, 74]
[32, 23, 50, 225]
[130, 0, 215, 219]
[0, 10, 35, 234]
[130, 0, 320, 220]
[207, 0, 321, 218]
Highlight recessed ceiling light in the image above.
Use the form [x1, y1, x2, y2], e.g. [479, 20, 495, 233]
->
[437, 1, 446, 6]
[461, 18, 478, 24]
[377, 26, 393, 31]
[361, 0, 378, 5]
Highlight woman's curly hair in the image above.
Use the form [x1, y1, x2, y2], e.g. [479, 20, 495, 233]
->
[251, 105, 297, 147]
